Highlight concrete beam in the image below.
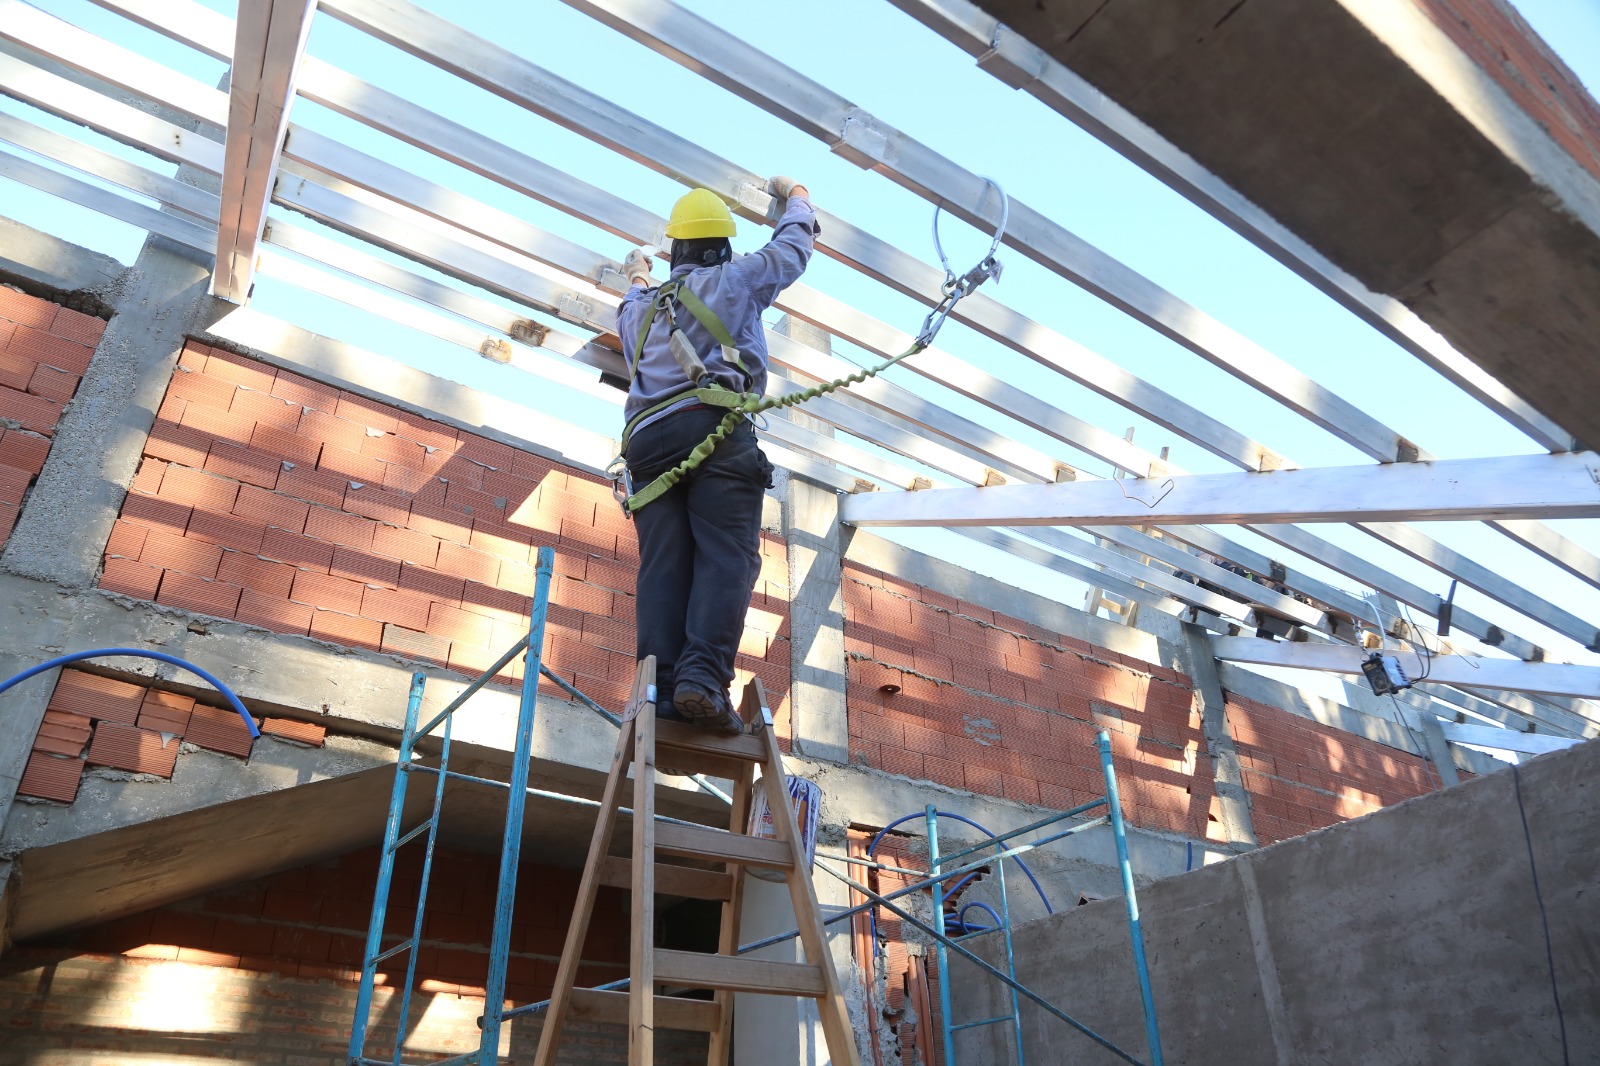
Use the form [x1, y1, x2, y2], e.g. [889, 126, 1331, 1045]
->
[0, 216, 123, 301]
[972, 0, 1600, 452]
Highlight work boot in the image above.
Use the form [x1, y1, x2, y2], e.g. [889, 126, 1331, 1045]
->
[673, 680, 744, 736]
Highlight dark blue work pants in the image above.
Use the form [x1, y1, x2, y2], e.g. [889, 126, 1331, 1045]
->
[625, 409, 772, 716]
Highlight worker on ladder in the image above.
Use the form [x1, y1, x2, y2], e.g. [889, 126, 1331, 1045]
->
[617, 178, 818, 736]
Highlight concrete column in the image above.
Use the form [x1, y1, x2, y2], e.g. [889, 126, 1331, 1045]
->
[734, 868, 864, 1065]
[1181, 621, 1259, 851]
[1, 236, 220, 586]
[774, 316, 850, 765]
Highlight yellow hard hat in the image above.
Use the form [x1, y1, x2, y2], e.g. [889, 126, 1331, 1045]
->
[665, 188, 736, 240]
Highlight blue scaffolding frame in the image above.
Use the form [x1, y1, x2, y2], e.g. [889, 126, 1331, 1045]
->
[346, 548, 556, 1066]
[343, 543, 1161, 1065]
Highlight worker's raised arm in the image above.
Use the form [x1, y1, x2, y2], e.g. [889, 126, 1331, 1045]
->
[729, 176, 819, 307]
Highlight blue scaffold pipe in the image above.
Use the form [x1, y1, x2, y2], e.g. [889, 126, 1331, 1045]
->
[1098, 730, 1164, 1066]
[0, 648, 259, 737]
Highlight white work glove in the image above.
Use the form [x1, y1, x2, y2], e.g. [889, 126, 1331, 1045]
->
[622, 246, 655, 288]
[767, 175, 808, 201]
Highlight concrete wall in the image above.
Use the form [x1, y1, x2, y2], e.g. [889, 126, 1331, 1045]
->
[951, 738, 1598, 1065]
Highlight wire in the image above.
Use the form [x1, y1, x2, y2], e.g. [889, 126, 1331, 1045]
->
[1513, 764, 1570, 1065]
[1400, 600, 1433, 681]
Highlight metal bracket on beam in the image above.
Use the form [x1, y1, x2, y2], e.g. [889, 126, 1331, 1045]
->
[833, 108, 894, 170]
[556, 292, 594, 326]
[732, 179, 771, 219]
[509, 319, 547, 346]
[595, 266, 629, 295]
[975, 24, 1046, 90]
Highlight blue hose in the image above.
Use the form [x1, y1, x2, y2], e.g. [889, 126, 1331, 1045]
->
[0, 648, 259, 738]
[863, 808, 1056, 953]
[953, 900, 1004, 935]
[867, 810, 1055, 916]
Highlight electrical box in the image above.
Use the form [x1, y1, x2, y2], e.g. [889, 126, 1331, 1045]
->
[1360, 651, 1412, 695]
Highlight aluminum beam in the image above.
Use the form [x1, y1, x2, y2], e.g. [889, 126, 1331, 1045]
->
[0, 146, 213, 251]
[1210, 637, 1600, 700]
[559, 0, 1413, 464]
[551, 0, 1600, 646]
[840, 452, 1600, 528]
[212, 0, 316, 302]
[305, 0, 1600, 664]
[1436, 722, 1580, 756]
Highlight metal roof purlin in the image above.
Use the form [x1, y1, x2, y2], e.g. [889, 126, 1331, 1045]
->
[211, 0, 316, 303]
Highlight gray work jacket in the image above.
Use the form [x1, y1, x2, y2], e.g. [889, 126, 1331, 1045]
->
[619, 196, 819, 434]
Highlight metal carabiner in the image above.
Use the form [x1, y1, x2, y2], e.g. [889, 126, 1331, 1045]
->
[605, 455, 634, 518]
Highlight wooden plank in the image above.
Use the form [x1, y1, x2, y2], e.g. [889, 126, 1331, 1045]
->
[568, 988, 720, 1032]
[596, 856, 733, 902]
[655, 822, 792, 871]
[653, 949, 826, 998]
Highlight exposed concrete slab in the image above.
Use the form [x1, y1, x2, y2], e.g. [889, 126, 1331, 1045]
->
[976, 0, 1600, 449]
[0, 217, 124, 306]
[952, 737, 1600, 1064]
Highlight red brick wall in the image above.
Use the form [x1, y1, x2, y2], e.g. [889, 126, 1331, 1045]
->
[844, 564, 1218, 840]
[94, 339, 790, 722]
[843, 562, 1442, 846]
[0, 846, 705, 1063]
[1226, 692, 1438, 845]
[1415, 0, 1600, 184]
[0, 286, 105, 550]
[14, 667, 308, 806]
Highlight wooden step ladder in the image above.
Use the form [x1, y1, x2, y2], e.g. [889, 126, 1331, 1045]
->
[531, 657, 861, 1065]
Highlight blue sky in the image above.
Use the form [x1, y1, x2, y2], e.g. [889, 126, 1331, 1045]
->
[3, 0, 1600, 670]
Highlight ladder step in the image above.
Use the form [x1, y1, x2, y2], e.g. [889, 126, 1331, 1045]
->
[568, 987, 722, 1032]
[654, 948, 827, 998]
[654, 719, 765, 762]
[655, 821, 793, 870]
[598, 856, 734, 901]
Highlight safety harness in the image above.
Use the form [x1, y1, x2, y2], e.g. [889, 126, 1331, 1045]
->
[609, 181, 1009, 515]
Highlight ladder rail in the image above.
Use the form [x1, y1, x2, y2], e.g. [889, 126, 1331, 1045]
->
[630, 669, 660, 1065]
[529, 665, 649, 1065]
[347, 672, 428, 1066]
[394, 711, 453, 1059]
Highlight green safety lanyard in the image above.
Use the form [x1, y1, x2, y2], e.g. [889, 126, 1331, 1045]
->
[610, 181, 1009, 515]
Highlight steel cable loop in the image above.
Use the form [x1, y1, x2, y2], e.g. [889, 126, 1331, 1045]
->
[622, 184, 1008, 512]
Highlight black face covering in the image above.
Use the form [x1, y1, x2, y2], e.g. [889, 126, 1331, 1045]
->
[670, 237, 732, 271]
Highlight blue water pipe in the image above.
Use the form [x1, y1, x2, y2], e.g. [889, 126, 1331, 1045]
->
[0, 648, 259, 737]
[954, 900, 1004, 935]
[866, 809, 1055, 916]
